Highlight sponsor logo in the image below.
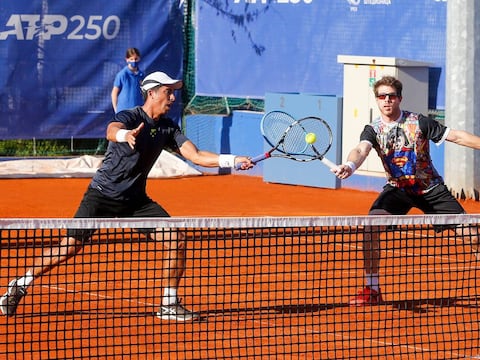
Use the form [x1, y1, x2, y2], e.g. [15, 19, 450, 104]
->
[348, 0, 446, 12]
[0, 14, 121, 40]
[347, 0, 394, 12]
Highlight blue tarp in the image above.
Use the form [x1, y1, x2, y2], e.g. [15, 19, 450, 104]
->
[0, 0, 184, 139]
[195, 0, 446, 107]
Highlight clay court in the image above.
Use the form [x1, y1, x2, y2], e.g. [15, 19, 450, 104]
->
[3, 175, 480, 218]
[1, 175, 480, 359]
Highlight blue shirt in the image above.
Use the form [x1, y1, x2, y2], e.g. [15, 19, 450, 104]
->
[113, 66, 145, 112]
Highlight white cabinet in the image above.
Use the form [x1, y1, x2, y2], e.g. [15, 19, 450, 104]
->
[337, 55, 431, 174]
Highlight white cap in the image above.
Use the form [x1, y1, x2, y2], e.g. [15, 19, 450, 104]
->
[141, 71, 183, 91]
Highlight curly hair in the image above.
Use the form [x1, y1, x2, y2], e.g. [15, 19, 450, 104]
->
[373, 76, 402, 97]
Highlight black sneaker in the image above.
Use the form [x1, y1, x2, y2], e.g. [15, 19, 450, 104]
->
[0, 278, 28, 316]
[156, 299, 199, 321]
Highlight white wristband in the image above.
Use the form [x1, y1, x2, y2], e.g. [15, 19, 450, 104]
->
[116, 129, 129, 142]
[218, 154, 236, 169]
[345, 161, 356, 172]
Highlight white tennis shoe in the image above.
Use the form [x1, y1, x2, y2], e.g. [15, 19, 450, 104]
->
[0, 278, 27, 316]
[156, 299, 199, 321]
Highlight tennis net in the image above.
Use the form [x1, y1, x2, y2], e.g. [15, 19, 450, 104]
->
[0, 215, 479, 359]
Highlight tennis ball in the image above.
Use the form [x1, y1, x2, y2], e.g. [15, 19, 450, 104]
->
[305, 132, 316, 144]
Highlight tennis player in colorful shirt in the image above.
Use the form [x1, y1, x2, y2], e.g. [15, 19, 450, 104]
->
[334, 75, 480, 306]
[363, 110, 445, 195]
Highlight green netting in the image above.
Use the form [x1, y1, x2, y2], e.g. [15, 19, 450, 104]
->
[182, 0, 196, 105]
[184, 96, 264, 116]
[429, 109, 445, 124]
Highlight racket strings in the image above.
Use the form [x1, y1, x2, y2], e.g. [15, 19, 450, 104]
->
[281, 119, 331, 158]
[262, 112, 297, 145]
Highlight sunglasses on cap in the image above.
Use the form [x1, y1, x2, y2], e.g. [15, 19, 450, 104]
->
[376, 93, 400, 100]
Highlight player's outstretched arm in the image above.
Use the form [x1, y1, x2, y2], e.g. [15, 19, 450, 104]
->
[446, 129, 480, 150]
[179, 140, 253, 170]
[334, 142, 371, 180]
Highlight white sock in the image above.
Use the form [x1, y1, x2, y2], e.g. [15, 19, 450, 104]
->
[16, 270, 34, 288]
[365, 273, 379, 292]
[162, 287, 177, 306]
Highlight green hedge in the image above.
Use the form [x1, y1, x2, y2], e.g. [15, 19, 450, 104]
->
[0, 138, 106, 157]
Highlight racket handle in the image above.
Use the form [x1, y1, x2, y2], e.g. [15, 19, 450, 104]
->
[251, 153, 270, 164]
[320, 157, 338, 170]
[235, 153, 270, 170]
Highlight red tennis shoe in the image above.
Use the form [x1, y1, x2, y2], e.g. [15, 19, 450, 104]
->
[350, 286, 383, 306]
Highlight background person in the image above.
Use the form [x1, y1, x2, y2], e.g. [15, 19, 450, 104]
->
[111, 47, 145, 113]
[0, 71, 253, 321]
[333, 75, 480, 306]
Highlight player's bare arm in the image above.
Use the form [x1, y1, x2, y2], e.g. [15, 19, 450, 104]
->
[106, 122, 145, 149]
[334, 141, 372, 179]
[179, 140, 253, 170]
[446, 129, 480, 150]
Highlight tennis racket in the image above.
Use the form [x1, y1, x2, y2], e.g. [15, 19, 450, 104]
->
[238, 111, 338, 169]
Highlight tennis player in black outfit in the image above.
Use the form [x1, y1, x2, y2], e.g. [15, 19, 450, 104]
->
[0, 71, 253, 321]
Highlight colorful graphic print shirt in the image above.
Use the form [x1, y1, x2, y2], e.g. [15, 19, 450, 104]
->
[360, 111, 449, 195]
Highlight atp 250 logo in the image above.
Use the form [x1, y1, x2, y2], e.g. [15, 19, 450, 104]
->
[0, 14, 121, 40]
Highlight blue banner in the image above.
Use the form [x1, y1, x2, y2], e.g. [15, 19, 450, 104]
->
[0, 0, 184, 139]
[195, 0, 446, 107]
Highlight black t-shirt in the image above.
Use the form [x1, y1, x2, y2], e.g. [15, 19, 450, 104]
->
[90, 107, 189, 200]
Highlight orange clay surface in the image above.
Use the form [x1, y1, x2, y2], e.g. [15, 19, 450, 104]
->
[1, 175, 480, 360]
[1, 175, 480, 217]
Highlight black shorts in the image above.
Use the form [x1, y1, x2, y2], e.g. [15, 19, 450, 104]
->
[370, 183, 465, 232]
[370, 183, 465, 215]
[67, 187, 170, 242]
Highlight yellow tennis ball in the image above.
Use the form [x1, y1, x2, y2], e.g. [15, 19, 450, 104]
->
[305, 132, 316, 144]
